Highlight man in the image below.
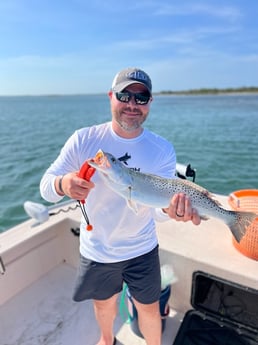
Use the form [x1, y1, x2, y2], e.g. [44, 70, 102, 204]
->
[40, 67, 201, 345]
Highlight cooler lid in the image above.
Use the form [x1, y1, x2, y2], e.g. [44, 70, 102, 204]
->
[191, 271, 258, 332]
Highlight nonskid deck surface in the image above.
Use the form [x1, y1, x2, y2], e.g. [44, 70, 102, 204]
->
[0, 263, 182, 345]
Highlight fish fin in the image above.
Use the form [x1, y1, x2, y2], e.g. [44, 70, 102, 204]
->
[127, 199, 138, 214]
[184, 179, 223, 207]
[201, 189, 223, 207]
[200, 215, 209, 221]
[210, 194, 223, 207]
[126, 186, 138, 213]
[227, 211, 257, 243]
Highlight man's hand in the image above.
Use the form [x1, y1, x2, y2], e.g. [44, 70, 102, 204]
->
[163, 193, 201, 225]
[55, 172, 95, 200]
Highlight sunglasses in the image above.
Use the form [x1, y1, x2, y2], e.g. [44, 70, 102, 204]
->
[115, 91, 151, 105]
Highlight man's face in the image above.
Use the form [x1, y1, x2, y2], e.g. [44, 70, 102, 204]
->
[109, 83, 152, 137]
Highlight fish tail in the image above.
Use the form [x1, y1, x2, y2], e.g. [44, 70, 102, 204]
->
[227, 210, 257, 243]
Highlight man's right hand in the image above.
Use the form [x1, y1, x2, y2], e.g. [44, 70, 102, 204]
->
[55, 172, 95, 199]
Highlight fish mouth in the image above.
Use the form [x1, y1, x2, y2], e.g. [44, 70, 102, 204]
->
[88, 149, 110, 171]
[94, 149, 105, 165]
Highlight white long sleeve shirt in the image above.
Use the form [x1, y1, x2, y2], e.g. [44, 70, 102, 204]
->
[40, 122, 176, 263]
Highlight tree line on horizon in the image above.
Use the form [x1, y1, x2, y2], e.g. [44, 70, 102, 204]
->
[158, 86, 258, 95]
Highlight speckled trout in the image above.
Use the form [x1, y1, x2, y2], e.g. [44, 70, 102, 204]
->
[89, 150, 257, 243]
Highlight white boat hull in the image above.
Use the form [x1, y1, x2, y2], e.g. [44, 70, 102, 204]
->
[0, 197, 257, 344]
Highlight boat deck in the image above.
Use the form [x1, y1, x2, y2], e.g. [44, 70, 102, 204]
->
[0, 262, 182, 345]
[1, 196, 257, 344]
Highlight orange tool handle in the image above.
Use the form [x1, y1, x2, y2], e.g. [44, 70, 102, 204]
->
[78, 160, 96, 181]
[78, 160, 95, 231]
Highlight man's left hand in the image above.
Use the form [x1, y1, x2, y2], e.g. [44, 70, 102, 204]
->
[163, 193, 201, 225]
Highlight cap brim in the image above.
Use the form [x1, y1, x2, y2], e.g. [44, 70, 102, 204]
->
[112, 81, 152, 95]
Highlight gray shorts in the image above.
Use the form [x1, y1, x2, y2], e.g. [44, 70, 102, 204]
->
[72, 245, 161, 304]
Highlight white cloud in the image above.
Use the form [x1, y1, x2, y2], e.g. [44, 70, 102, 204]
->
[154, 3, 242, 22]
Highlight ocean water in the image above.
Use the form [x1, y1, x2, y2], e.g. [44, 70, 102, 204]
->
[0, 94, 257, 233]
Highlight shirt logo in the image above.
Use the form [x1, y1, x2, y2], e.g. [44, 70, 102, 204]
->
[118, 153, 140, 171]
[118, 153, 131, 165]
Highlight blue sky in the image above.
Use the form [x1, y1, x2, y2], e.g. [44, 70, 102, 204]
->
[1, 0, 258, 95]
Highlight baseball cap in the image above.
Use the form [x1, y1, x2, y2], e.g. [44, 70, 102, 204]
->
[111, 67, 152, 95]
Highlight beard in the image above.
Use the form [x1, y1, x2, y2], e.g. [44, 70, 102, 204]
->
[113, 106, 148, 132]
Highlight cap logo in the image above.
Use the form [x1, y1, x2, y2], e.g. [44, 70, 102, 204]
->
[127, 71, 148, 82]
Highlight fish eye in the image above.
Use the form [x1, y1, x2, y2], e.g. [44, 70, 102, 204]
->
[111, 157, 116, 163]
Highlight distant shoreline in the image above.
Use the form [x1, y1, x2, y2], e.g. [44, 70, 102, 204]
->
[1, 87, 258, 97]
[156, 87, 258, 95]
